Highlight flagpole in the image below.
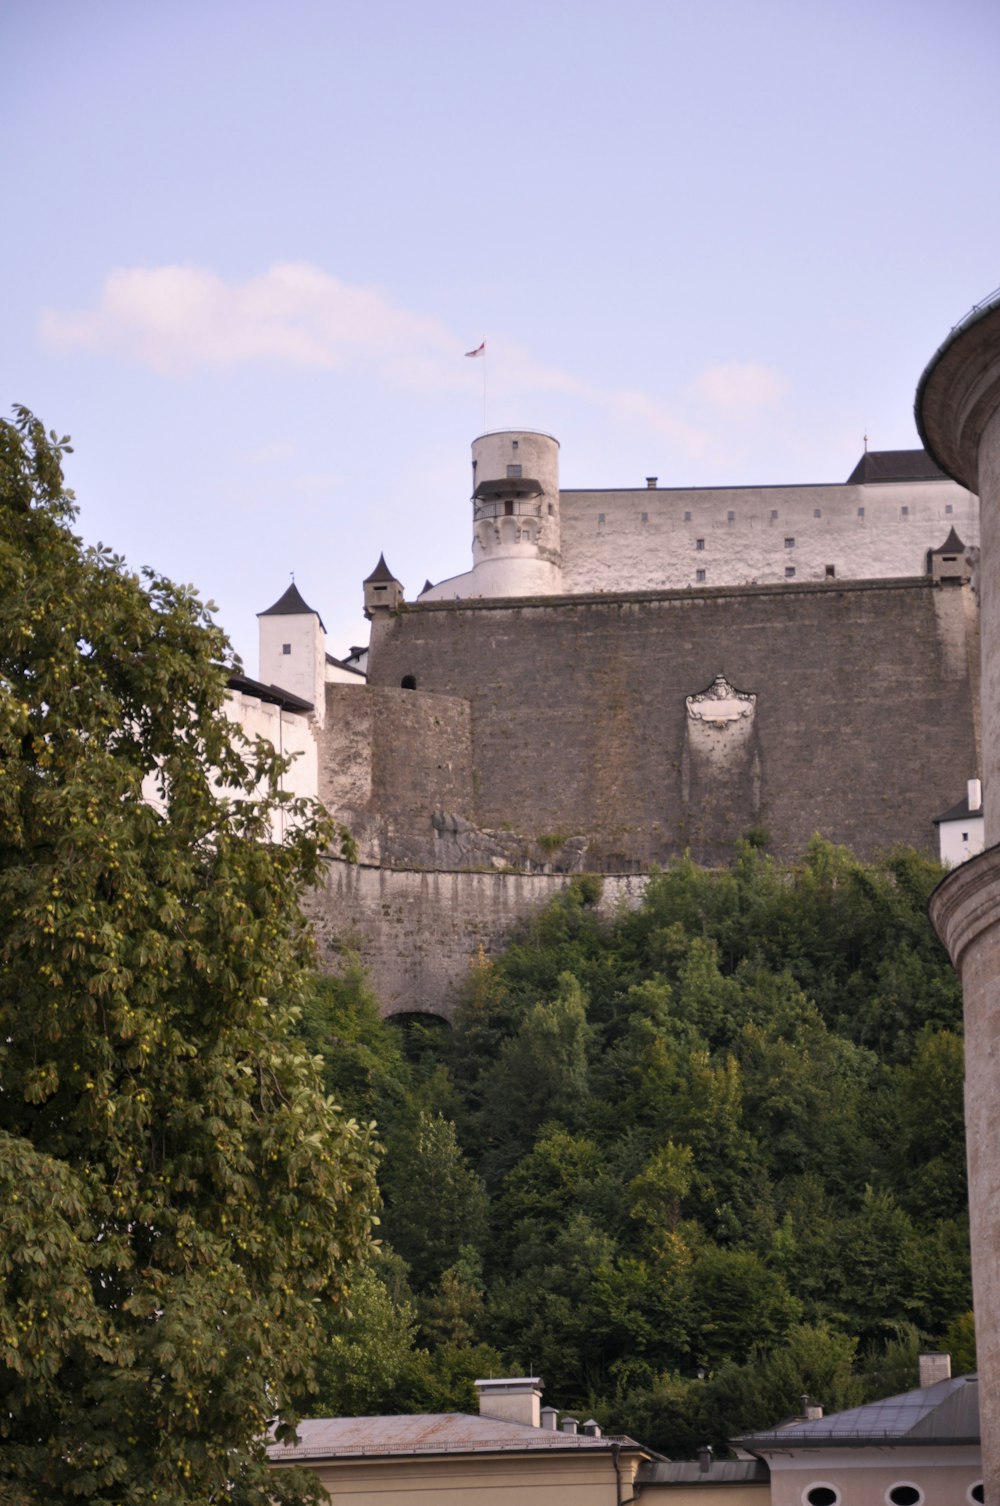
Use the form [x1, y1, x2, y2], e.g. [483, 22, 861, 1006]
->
[482, 341, 487, 433]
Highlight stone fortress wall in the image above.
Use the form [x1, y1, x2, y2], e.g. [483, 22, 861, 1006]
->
[252, 434, 983, 1018]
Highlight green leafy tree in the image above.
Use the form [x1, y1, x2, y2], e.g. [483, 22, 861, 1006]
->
[0, 411, 378, 1505]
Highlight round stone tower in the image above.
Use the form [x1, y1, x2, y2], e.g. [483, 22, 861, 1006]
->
[918, 286, 1000, 1501]
[468, 430, 562, 597]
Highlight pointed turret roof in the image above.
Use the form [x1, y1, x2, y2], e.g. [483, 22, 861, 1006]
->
[258, 582, 326, 631]
[364, 553, 400, 586]
[931, 526, 966, 555]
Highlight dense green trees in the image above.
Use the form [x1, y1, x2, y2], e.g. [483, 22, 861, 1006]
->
[0, 412, 378, 1504]
[301, 846, 970, 1455]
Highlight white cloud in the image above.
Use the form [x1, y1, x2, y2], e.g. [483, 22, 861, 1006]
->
[691, 360, 787, 411]
[41, 263, 456, 379]
[40, 261, 710, 457]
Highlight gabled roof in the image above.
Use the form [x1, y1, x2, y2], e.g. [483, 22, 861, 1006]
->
[364, 553, 400, 586]
[934, 793, 984, 825]
[735, 1373, 980, 1447]
[846, 449, 948, 485]
[268, 1412, 649, 1463]
[258, 582, 327, 631]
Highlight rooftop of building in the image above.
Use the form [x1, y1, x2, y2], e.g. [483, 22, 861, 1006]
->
[734, 1373, 980, 1448]
[268, 1412, 649, 1463]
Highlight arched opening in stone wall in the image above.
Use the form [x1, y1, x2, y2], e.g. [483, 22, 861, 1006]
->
[400, 674, 417, 690]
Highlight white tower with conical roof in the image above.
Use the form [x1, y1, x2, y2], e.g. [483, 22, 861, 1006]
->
[257, 582, 327, 727]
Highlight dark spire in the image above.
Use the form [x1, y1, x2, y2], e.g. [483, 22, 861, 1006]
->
[363, 553, 400, 586]
[931, 526, 966, 555]
[258, 581, 326, 631]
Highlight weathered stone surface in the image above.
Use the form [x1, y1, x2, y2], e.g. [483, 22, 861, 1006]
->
[306, 861, 647, 1019]
[362, 577, 978, 867]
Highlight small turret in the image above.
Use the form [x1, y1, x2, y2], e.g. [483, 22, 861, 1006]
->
[257, 581, 326, 726]
[364, 554, 404, 618]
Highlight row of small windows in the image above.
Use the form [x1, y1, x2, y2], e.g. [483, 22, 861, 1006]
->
[803, 1484, 983, 1505]
[691, 564, 837, 584]
[597, 501, 955, 529]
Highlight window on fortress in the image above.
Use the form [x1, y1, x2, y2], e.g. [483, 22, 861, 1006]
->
[770, 509, 778, 521]
[641, 511, 649, 524]
[971, 1483, 985, 1503]
[785, 566, 796, 578]
[825, 564, 835, 578]
[282, 643, 291, 655]
[804, 1488, 839, 1506]
[684, 510, 692, 521]
[696, 538, 705, 551]
[946, 503, 954, 514]
[814, 508, 822, 518]
[598, 513, 606, 528]
[696, 569, 706, 583]
[727, 510, 735, 523]
[901, 505, 910, 517]
[887, 1486, 922, 1506]
[784, 537, 795, 549]
[858, 506, 866, 517]
[401, 675, 417, 690]
[506, 464, 522, 478]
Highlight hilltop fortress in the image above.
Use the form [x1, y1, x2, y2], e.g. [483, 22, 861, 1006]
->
[252, 432, 981, 1016]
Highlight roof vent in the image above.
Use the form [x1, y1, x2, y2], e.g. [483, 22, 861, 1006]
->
[581, 1419, 601, 1437]
[560, 1416, 579, 1435]
[800, 1395, 824, 1421]
[646, 476, 658, 489]
[698, 1444, 713, 1473]
[540, 1406, 558, 1432]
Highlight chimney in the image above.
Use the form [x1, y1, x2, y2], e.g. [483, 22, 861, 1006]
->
[582, 1419, 602, 1437]
[919, 1352, 952, 1388]
[475, 1377, 543, 1429]
[540, 1406, 558, 1432]
[560, 1417, 579, 1435]
[800, 1395, 824, 1421]
[698, 1444, 713, 1473]
[646, 476, 658, 489]
[969, 778, 983, 813]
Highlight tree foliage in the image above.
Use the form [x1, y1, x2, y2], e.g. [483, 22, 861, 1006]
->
[0, 411, 378, 1504]
[298, 837, 970, 1456]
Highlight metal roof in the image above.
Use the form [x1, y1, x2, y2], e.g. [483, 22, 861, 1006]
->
[735, 1374, 980, 1447]
[268, 1413, 648, 1462]
[226, 672, 314, 713]
[845, 449, 947, 485]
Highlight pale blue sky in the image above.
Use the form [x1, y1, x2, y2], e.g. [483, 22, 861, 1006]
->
[5, 0, 999, 666]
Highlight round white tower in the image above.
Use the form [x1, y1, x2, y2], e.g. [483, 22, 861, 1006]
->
[468, 430, 562, 597]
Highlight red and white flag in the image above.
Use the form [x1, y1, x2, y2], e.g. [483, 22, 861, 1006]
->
[465, 341, 485, 358]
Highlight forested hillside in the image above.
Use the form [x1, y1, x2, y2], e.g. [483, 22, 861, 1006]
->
[296, 838, 973, 1455]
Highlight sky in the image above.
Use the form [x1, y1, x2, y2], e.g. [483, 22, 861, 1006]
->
[5, 0, 1000, 669]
